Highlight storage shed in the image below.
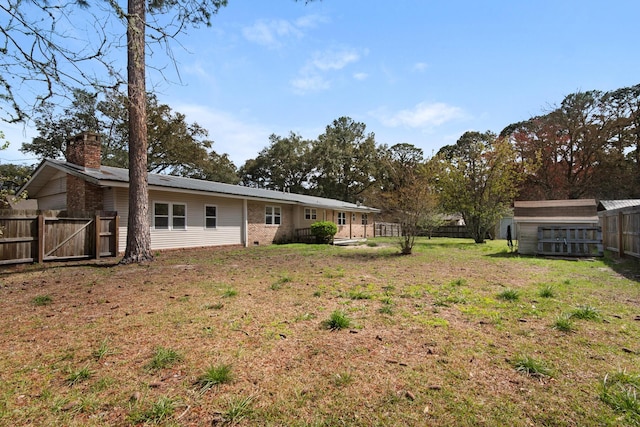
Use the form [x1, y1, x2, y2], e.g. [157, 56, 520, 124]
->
[513, 199, 601, 256]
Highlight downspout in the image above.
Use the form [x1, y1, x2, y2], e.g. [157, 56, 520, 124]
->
[243, 199, 248, 247]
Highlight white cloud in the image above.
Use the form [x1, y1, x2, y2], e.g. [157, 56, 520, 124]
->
[174, 104, 270, 166]
[311, 48, 360, 71]
[372, 102, 465, 128]
[242, 19, 302, 48]
[412, 62, 429, 72]
[291, 47, 363, 94]
[290, 75, 330, 94]
[353, 72, 368, 81]
[295, 14, 329, 29]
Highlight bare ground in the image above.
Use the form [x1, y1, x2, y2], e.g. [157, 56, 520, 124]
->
[0, 239, 639, 426]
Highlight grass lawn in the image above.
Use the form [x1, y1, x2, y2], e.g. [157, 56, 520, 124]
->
[0, 237, 639, 426]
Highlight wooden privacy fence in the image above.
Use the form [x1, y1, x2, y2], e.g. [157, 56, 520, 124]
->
[600, 206, 640, 259]
[374, 222, 401, 237]
[0, 210, 119, 265]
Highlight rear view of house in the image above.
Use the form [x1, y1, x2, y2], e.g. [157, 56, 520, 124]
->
[19, 132, 379, 254]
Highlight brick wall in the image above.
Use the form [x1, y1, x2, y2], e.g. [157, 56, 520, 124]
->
[246, 202, 295, 245]
[65, 132, 104, 212]
[66, 175, 104, 212]
[66, 132, 101, 169]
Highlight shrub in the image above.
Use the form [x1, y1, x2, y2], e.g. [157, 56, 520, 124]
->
[310, 221, 338, 244]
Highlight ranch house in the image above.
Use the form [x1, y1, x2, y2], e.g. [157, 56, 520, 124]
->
[19, 132, 380, 253]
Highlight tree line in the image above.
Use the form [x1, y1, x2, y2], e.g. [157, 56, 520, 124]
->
[4, 82, 639, 251]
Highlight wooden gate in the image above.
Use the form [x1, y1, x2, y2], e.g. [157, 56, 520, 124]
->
[0, 210, 118, 265]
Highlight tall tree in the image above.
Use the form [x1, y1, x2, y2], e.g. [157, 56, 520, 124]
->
[438, 131, 520, 244]
[311, 117, 379, 203]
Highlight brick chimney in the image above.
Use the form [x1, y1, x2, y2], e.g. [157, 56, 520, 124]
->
[66, 131, 101, 169]
[66, 132, 104, 212]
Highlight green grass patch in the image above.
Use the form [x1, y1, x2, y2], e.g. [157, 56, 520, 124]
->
[321, 310, 352, 331]
[600, 371, 640, 425]
[538, 284, 556, 298]
[67, 366, 92, 386]
[222, 287, 238, 298]
[197, 364, 233, 393]
[129, 396, 176, 424]
[497, 288, 520, 301]
[570, 305, 601, 321]
[32, 295, 52, 306]
[552, 314, 576, 333]
[146, 347, 183, 371]
[512, 355, 554, 378]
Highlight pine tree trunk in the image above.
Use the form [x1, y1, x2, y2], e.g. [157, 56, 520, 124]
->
[121, 0, 153, 263]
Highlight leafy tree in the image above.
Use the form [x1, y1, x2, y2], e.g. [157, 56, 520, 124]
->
[502, 86, 640, 200]
[378, 144, 441, 254]
[310, 117, 379, 203]
[172, 150, 239, 184]
[0, 132, 32, 208]
[22, 89, 235, 179]
[438, 131, 520, 244]
[239, 132, 313, 192]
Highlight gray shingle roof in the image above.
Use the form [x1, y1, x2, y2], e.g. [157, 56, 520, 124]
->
[25, 159, 380, 213]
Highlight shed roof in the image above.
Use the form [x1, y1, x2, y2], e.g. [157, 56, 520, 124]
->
[513, 199, 596, 219]
[21, 159, 380, 213]
[597, 199, 640, 211]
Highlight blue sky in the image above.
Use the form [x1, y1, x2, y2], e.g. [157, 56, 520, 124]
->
[2, 0, 640, 167]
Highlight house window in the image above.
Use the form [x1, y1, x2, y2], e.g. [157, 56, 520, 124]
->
[154, 202, 186, 230]
[362, 213, 368, 225]
[337, 211, 346, 226]
[266, 206, 281, 225]
[305, 208, 317, 220]
[172, 204, 186, 230]
[205, 205, 217, 229]
[154, 203, 169, 229]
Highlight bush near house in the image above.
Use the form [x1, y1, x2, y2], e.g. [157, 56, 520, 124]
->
[310, 221, 338, 244]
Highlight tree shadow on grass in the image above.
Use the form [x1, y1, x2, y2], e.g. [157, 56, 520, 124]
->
[0, 258, 123, 277]
[602, 254, 640, 283]
[335, 248, 402, 261]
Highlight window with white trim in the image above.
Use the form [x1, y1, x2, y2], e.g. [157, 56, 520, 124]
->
[305, 208, 317, 220]
[153, 202, 186, 230]
[172, 204, 186, 229]
[154, 203, 169, 229]
[265, 206, 281, 225]
[205, 205, 217, 229]
[337, 211, 346, 226]
[362, 213, 368, 225]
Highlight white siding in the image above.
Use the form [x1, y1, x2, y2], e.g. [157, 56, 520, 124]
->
[113, 188, 243, 253]
[35, 174, 67, 210]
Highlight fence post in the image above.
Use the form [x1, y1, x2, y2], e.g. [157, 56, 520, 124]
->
[95, 213, 101, 260]
[618, 211, 624, 258]
[37, 214, 44, 263]
[114, 214, 120, 256]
